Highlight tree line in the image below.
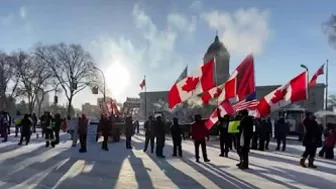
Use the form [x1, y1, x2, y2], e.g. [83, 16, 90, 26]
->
[0, 43, 101, 117]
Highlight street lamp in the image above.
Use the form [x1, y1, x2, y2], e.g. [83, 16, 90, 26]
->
[93, 66, 106, 103]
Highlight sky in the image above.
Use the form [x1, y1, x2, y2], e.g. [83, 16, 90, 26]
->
[1, 0, 336, 109]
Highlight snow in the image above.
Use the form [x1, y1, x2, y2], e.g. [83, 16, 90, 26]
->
[0, 130, 335, 189]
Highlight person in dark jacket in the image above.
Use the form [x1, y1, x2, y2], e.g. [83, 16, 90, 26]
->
[155, 116, 166, 158]
[78, 114, 89, 153]
[52, 113, 62, 145]
[251, 119, 259, 150]
[40, 112, 55, 148]
[144, 116, 155, 153]
[275, 117, 289, 151]
[99, 114, 111, 151]
[1, 111, 10, 142]
[217, 108, 231, 157]
[18, 114, 32, 145]
[237, 110, 254, 169]
[258, 119, 268, 151]
[170, 117, 183, 157]
[300, 112, 322, 168]
[125, 116, 135, 149]
[32, 113, 37, 133]
[191, 114, 210, 163]
[265, 118, 272, 150]
[319, 123, 336, 159]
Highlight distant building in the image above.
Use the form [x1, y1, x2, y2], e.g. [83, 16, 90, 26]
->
[82, 103, 100, 117]
[138, 35, 325, 120]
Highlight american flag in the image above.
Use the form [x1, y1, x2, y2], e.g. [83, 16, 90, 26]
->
[232, 92, 259, 112]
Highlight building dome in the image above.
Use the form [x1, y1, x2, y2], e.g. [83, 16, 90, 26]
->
[203, 35, 230, 85]
[204, 35, 229, 60]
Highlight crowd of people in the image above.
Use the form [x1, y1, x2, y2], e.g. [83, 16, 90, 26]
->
[0, 109, 335, 170]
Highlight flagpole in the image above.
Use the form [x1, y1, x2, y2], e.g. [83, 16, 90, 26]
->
[144, 75, 147, 119]
[300, 64, 309, 100]
[214, 56, 219, 106]
[325, 59, 329, 110]
[325, 60, 329, 126]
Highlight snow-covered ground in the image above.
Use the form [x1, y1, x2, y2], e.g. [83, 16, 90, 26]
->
[0, 130, 335, 189]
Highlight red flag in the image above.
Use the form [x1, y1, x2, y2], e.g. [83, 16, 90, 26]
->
[202, 54, 255, 104]
[139, 78, 146, 89]
[110, 100, 121, 115]
[205, 100, 234, 129]
[309, 64, 324, 87]
[168, 58, 215, 108]
[256, 71, 308, 118]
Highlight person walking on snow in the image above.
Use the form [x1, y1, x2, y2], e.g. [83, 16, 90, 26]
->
[190, 114, 210, 163]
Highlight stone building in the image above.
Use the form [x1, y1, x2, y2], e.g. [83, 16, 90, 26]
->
[138, 36, 325, 120]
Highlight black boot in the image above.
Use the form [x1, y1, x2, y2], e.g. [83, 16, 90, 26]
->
[300, 158, 307, 168]
[308, 158, 317, 168]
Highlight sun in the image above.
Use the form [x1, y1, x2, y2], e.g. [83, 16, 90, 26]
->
[104, 62, 130, 98]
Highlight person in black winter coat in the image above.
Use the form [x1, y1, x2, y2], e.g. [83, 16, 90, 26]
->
[258, 119, 268, 151]
[144, 116, 156, 153]
[237, 110, 254, 169]
[18, 114, 32, 145]
[300, 112, 322, 168]
[53, 113, 62, 145]
[217, 108, 231, 157]
[275, 117, 289, 151]
[155, 116, 166, 158]
[265, 118, 272, 150]
[170, 117, 183, 157]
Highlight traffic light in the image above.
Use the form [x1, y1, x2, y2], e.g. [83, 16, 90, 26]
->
[92, 86, 98, 94]
[72, 82, 77, 90]
[54, 96, 58, 104]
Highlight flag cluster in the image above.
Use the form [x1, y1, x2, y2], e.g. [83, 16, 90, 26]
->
[163, 54, 325, 130]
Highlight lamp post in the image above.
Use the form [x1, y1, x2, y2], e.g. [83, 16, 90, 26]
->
[93, 66, 106, 103]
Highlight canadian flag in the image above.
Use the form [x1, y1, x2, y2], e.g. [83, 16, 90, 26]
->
[110, 100, 121, 115]
[168, 58, 215, 108]
[309, 64, 324, 87]
[256, 71, 308, 118]
[202, 54, 255, 104]
[205, 100, 234, 129]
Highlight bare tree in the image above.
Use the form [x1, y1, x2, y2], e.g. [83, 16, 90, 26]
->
[13, 51, 53, 114]
[0, 52, 21, 111]
[323, 14, 336, 49]
[35, 43, 97, 117]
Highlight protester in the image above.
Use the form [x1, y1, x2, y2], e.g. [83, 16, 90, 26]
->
[217, 109, 231, 157]
[237, 110, 254, 169]
[78, 114, 89, 153]
[258, 119, 268, 151]
[170, 117, 183, 157]
[18, 114, 32, 145]
[134, 120, 140, 134]
[319, 123, 335, 159]
[155, 116, 166, 158]
[190, 114, 210, 163]
[53, 113, 62, 145]
[14, 111, 23, 137]
[144, 116, 155, 153]
[125, 116, 135, 149]
[265, 118, 273, 150]
[99, 114, 111, 151]
[0, 111, 10, 142]
[300, 112, 322, 168]
[40, 112, 54, 147]
[67, 115, 79, 147]
[32, 113, 37, 133]
[275, 117, 289, 151]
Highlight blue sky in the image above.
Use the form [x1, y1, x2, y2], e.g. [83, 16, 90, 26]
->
[1, 0, 335, 108]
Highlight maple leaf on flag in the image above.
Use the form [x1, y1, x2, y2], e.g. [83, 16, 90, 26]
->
[213, 87, 222, 98]
[182, 77, 199, 92]
[270, 88, 287, 103]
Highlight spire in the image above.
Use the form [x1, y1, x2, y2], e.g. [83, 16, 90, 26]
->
[215, 30, 219, 42]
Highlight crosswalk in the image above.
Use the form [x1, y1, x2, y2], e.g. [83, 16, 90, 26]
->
[0, 132, 335, 189]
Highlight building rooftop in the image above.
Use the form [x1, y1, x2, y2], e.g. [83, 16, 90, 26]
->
[203, 35, 229, 60]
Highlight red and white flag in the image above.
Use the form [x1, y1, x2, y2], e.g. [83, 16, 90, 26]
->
[205, 100, 234, 129]
[110, 100, 121, 115]
[168, 58, 215, 108]
[202, 54, 255, 104]
[309, 64, 324, 87]
[256, 71, 308, 118]
[139, 77, 146, 89]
